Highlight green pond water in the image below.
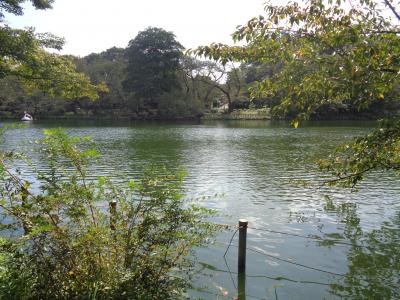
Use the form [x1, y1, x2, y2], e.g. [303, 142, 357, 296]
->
[2, 119, 399, 299]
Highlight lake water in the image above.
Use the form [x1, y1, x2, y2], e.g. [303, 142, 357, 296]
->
[2, 119, 399, 299]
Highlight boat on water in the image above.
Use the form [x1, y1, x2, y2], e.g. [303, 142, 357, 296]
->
[21, 112, 33, 121]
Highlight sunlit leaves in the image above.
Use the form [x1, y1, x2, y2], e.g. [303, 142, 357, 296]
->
[192, 0, 400, 120]
[0, 6, 107, 100]
[319, 119, 400, 187]
[191, 0, 400, 186]
[16, 49, 109, 100]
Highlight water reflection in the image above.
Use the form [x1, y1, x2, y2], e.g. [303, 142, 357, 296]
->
[1, 119, 398, 299]
[324, 200, 400, 299]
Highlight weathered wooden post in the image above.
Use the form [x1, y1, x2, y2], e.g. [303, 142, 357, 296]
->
[238, 272, 246, 300]
[109, 200, 117, 230]
[238, 219, 248, 272]
[238, 219, 248, 300]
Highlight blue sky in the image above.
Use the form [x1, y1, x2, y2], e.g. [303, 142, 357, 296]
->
[6, 0, 266, 56]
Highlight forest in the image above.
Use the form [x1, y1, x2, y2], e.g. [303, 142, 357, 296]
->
[1, 26, 398, 121]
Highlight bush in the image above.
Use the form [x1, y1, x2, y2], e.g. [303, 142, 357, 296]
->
[231, 98, 250, 110]
[0, 128, 217, 299]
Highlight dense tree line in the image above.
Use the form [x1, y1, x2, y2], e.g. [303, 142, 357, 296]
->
[1, 22, 398, 120]
[0, 27, 234, 120]
[235, 61, 400, 120]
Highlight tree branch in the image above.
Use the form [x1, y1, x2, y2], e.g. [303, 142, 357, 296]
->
[321, 166, 375, 187]
[383, 0, 400, 21]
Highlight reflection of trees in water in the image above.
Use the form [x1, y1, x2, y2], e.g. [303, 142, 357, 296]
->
[324, 200, 400, 299]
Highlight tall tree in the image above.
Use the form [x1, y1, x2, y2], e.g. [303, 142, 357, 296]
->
[197, 61, 243, 113]
[193, 0, 400, 186]
[0, 0, 106, 100]
[77, 47, 127, 109]
[180, 56, 222, 111]
[123, 27, 183, 109]
[0, 0, 53, 17]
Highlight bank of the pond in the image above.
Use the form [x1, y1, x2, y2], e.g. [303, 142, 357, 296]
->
[201, 108, 271, 120]
[3, 106, 398, 122]
[1, 108, 271, 121]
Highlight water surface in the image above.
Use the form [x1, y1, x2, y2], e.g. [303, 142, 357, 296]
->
[2, 119, 399, 299]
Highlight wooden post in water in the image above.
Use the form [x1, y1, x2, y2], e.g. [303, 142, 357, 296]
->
[109, 200, 117, 230]
[238, 219, 248, 273]
[238, 219, 248, 300]
[238, 272, 246, 300]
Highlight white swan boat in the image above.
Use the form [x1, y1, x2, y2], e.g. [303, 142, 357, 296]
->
[21, 112, 33, 121]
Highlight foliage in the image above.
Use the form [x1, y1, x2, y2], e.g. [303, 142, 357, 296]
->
[0, 45, 226, 119]
[0, 0, 106, 100]
[0, 128, 217, 299]
[192, 0, 400, 186]
[123, 27, 183, 108]
[193, 0, 400, 120]
[319, 119, 400, 187]
[157, 87, 203, 119]
[0, 0, 53, 20]
[75, 47, 130, 111]
[180, 56, 223, 111]
[180, 57, 246, 112]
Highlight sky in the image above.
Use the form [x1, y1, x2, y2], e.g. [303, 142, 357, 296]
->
[5, 0, 267, 57]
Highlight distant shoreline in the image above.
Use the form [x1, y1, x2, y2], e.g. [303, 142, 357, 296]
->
[0, 107, 395, 122]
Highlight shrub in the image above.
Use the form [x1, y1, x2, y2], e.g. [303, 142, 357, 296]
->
[0, 128, 217, 299]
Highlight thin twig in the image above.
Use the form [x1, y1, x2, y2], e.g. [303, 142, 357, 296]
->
[383, 0, 400, 21]
[224, 228, 238, 258]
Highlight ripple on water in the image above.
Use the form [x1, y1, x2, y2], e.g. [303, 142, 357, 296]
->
[1, 120, 398, 299]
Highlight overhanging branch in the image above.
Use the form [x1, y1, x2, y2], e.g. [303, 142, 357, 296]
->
[383, 0, 400, 21]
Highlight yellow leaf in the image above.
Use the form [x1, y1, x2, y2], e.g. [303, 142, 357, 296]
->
[293, 120, 299, 129]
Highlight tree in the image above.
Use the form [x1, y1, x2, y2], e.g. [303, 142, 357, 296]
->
[181, 58, 243, 112]
[0, 0, 106, 100]
[123, 27, 183, 109]
[180, 56, 220, 111]
[0, 0, 53, 17]
[204, 62, 244, 113]
[193, 0, 400, 186]
[76, 47, 128, 111]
